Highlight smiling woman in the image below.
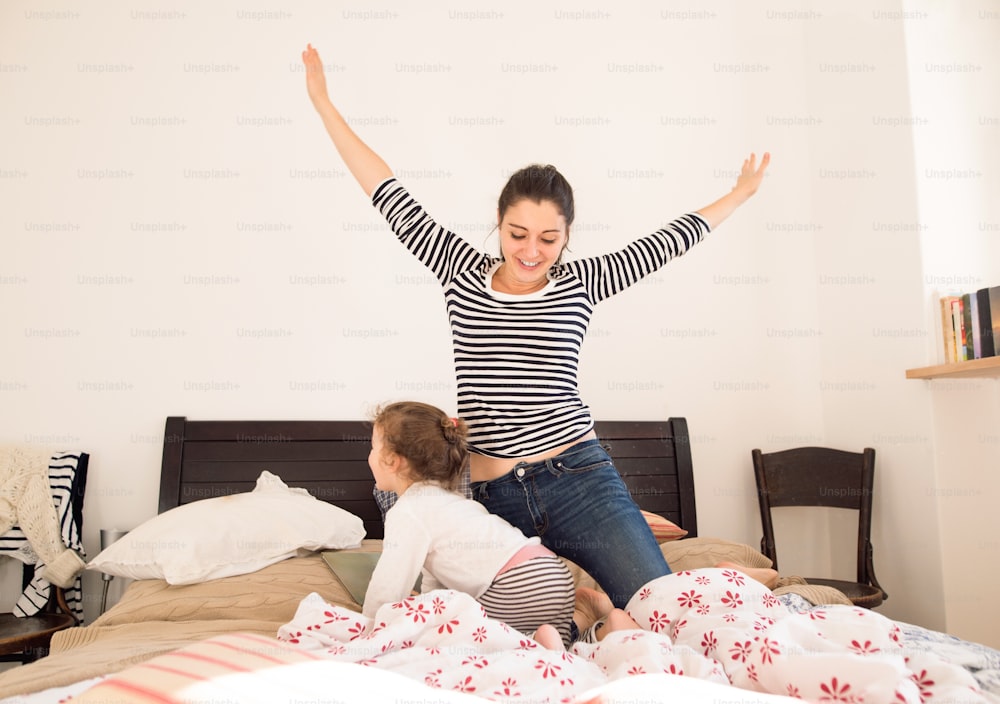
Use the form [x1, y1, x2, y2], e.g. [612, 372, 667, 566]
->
[301, 42, 769, 611]
[492, 164, 573, 294]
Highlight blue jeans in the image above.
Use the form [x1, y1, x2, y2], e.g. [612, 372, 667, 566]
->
[470, 439, 671, 609]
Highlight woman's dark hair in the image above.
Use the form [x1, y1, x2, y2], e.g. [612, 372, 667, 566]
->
[498, 163, 575, 227]
[371, 401, 468, 490]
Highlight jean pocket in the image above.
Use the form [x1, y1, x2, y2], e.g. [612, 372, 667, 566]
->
[549, 446, 614, 475]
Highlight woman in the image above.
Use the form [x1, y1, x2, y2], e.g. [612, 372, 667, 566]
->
[302, 43, 769, 610]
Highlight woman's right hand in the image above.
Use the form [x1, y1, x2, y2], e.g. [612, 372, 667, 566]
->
[298, 42, 393, 195]
[302, 43, 330, 107]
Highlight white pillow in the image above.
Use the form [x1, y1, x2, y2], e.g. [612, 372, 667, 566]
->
[87, 471, 366, 585]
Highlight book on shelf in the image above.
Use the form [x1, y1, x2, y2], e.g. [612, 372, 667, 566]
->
[952, 297, 966, 361]
[939, 295, 960, 363]
[962, 292, 978, 360]
[978, 287, 996, 358]
[939, 286, 1000, 363]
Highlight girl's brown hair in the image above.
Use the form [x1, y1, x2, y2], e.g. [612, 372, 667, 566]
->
[371, 401, 468, 490]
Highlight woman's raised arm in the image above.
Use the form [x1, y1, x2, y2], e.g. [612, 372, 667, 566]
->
[695, 152, 770, 230]
[302, 43, 393, 196]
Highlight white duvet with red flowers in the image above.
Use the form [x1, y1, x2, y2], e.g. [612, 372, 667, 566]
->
[278, 567, 989, 703]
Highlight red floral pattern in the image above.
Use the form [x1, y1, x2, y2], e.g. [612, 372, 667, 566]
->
[274, 569, 987, 704]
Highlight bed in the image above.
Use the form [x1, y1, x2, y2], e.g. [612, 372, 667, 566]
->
[156, 415, 699, 541]
[0, 416, 998, 704]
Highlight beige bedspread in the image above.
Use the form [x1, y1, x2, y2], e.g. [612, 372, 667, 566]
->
[0, 548, 363, 699]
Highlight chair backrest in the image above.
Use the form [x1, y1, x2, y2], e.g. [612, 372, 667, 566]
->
[752, 446, 876, 582]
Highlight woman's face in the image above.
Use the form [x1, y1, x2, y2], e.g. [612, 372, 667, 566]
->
[497, 198, 568, 288]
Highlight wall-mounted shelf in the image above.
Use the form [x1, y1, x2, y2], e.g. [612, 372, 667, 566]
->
[906, 356, 1000, 380]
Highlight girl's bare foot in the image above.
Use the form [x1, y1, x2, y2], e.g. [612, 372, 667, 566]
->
[573, 586, 614, 633]
[594, 608, 642, 641]
[717, 561, 779, 589]
[533, 623, 565, 651]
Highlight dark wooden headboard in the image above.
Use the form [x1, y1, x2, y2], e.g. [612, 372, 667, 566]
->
[159, 416, 697, 540]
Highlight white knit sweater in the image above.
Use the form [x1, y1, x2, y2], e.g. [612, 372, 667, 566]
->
[0, 445, 84, 589]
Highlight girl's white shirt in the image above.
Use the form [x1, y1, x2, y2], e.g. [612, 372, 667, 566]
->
[362, 482, 540, 619]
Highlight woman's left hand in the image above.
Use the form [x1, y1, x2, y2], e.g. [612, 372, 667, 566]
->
[694, 151, 771, 229]
[733, 152, 770, 200]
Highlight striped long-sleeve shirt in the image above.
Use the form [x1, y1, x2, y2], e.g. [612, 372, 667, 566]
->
[372, 178, 710, 459]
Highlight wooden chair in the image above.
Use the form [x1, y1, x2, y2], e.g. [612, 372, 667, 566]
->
[0, 564, 79, 663]
[752, 446, 888, 609]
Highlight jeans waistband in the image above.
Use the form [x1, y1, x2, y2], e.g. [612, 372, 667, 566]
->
[473, 438, 604, 490]
[513, 438, 602, 471]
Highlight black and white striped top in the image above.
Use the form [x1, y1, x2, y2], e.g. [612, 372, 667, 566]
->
[373, 178, 710, 459]
[0, 450, 87, 622]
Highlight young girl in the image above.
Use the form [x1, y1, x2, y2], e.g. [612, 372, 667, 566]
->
[364, 401, 577, 647]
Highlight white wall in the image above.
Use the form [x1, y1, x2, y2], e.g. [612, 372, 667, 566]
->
[903, 0, 1000, 650]
[1, 0, 996, 642]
